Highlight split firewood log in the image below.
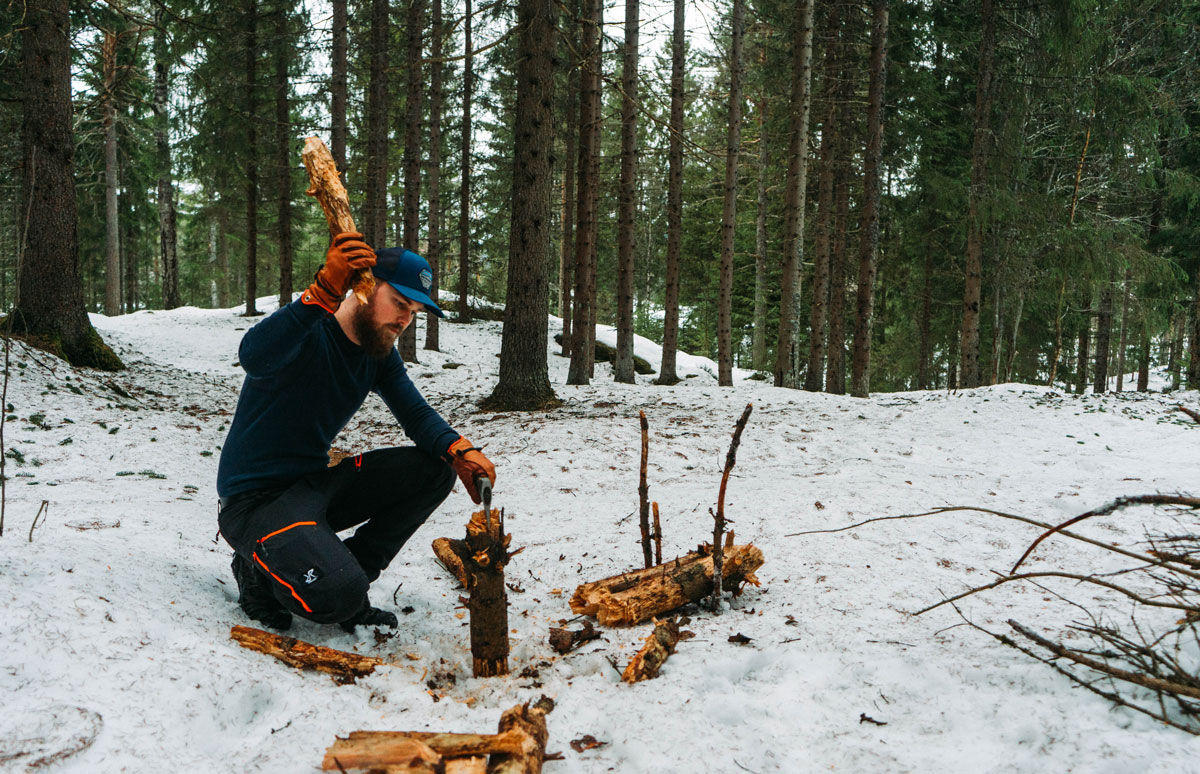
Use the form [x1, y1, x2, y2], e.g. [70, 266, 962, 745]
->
[622, 618, 681, 683]
[301, 136, 374, 303]
[432, 536, 470, 587]
[230, 625, 383, 680]
[321, 698, 554, 773]
[570, 543, 764, 626]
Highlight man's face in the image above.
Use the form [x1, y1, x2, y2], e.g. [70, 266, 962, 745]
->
[352, 283, 424, 359]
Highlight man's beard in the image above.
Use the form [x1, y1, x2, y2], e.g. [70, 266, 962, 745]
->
[351, 303, 400, 360]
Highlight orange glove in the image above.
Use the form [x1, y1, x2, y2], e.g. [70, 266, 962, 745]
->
[445, 436, 496, 504]
[301, 232, 376, 312]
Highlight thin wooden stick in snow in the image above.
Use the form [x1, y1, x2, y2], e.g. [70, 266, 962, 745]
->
[638, 411, 652, 568]
[711, 403, 752, 613]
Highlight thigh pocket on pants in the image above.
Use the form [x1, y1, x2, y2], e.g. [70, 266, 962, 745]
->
[252, 521, 361, 618]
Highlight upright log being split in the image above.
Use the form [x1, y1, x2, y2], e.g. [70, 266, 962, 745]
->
[435, 502, 517, 677]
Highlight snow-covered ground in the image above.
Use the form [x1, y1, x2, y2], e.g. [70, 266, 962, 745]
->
[2, 300, 1199, 772]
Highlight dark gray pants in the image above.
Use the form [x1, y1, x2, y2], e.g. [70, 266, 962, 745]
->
[218, 447, 455, 624]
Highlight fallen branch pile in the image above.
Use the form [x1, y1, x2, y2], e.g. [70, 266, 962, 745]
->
[801, 494, 1200, 734]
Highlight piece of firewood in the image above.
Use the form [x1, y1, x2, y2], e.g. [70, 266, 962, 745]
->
[301, 136, 374, 304]
[320, 698, 554, 773]
[488, 697, 555, 774]
[323, 730, 528, 770]
[548, 620, 601, 654]
[433, 536, 470, 587]
[622, 618, 681, 683]
[230, 625, 383, 680]
[323, 735, 442, 772]
[569, 543, 764, 626]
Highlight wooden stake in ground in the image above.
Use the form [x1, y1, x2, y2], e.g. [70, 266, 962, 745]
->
[652, 501, 663, 566]
[638, 411, 652, 568]
[230, 625, 383, 681]
[322, 697, 555, 773]
[301, 136, 374, 303]
[622, 617, 681, 683]
[570, 542, 764, 626]
[712, 403, 753, 613]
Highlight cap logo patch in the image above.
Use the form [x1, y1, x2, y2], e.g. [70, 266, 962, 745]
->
[419, 269, 433, 291]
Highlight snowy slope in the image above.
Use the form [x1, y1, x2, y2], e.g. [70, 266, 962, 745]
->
[1, 302, 1199, 772]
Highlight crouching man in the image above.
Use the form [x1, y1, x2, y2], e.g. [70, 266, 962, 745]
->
[216, 232, 494, 632]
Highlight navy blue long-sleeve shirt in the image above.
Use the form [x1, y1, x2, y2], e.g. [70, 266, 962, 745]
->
[217, 300, 460, 498]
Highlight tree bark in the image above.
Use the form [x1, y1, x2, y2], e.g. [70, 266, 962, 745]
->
[1094, 274, 1114, 393]
[457, 0, 473, 321]
[103, 30, 121, 317]
[330, 0, 348, 176]
[566, 0, 602, 385]
[958, 0, 997, 388]
[717, 0, 747, 386]
[752, 62, 768, 373]
[558, 0, 578, 356]
[1115, 267, 1131, 390]
[244, 0, 261, 316]
[916, 237, 933, 389]
[10, 0, 122, 370]
[481, 0, 558, 411]
[1137, 330, 1150, 392]
[621, 618, 680, 683]
[656, 0, 686, 386]
[569, 543, 764, 626]
[1189, 277, 1200, 390]
[274, 2, 294, 309]
[850, 0, 888, 398]
[1076, 307, 1091, 394]
[154, 12, 180, 310]
[364, 0, 390, 248]
[804, 4, 843, 392]
[825, 117, 851, 396]
[773, 0, 814, 389]
[398, 0, 425, 362]
[613, 0, 639, 384]
[425, 0, 444, 351]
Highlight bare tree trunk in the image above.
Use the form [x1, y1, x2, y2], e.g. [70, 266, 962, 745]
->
[989, 280, 1002, 385]
[656, 0, 685, 386]
[958, 0, 996, 388]
[558, 0, 579, 356]
[849, 0, 888, 398]
[752, 62, 768, 373]
[1189, 278, 1200, 390]
[916, 238, 933, 389]
[717, 0, 746, 386]
[1137, 329, 1150, 392]
[947, 331, 958, 391]
[154, 12, 180, 310]
[804, 4, 842, 393]
[613, 0, 639, 384]
[1115, 267, 1131, 390]
[331, 0, 348, 175]
[103, 31, 121, 317]
[480, 0, 558, 410]
[773, 0, 814, 389]
[1169, 308, 1184, 390]
[120, 183, 137, 312]
[457, 0, 473, 321]
[364, 0, 390, 248]
[1094, 275, 1114, 393]
[567, 0, 602, 386]
[425, 0, 443, 351]
[11, 0, 122, 369]
[244, 0, 260, 316]
[1076, 308, 1091, 394]
[274, 2, 294, 309]
[399, 0, 425, 362]
[1047, 278, 1065, 385]
[1004, 288, 1023, 382]
[825, 103, 851, 396]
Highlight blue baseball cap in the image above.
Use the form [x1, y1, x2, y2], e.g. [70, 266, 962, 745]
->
[372, 247, 445, 318]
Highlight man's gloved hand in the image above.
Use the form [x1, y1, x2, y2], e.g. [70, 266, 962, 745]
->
[301, 231, 376, 313]
[445, 436, 496, 504]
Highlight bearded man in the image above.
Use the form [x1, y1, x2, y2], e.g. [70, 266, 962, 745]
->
[216, 232, 494, 632]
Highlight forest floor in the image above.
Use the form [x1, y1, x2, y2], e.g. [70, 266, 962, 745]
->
[1, 299, 1199, 772]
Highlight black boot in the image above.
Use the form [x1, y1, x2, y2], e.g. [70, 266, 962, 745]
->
[338, 595, 398, 633]
[231, 554, 292, 631]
